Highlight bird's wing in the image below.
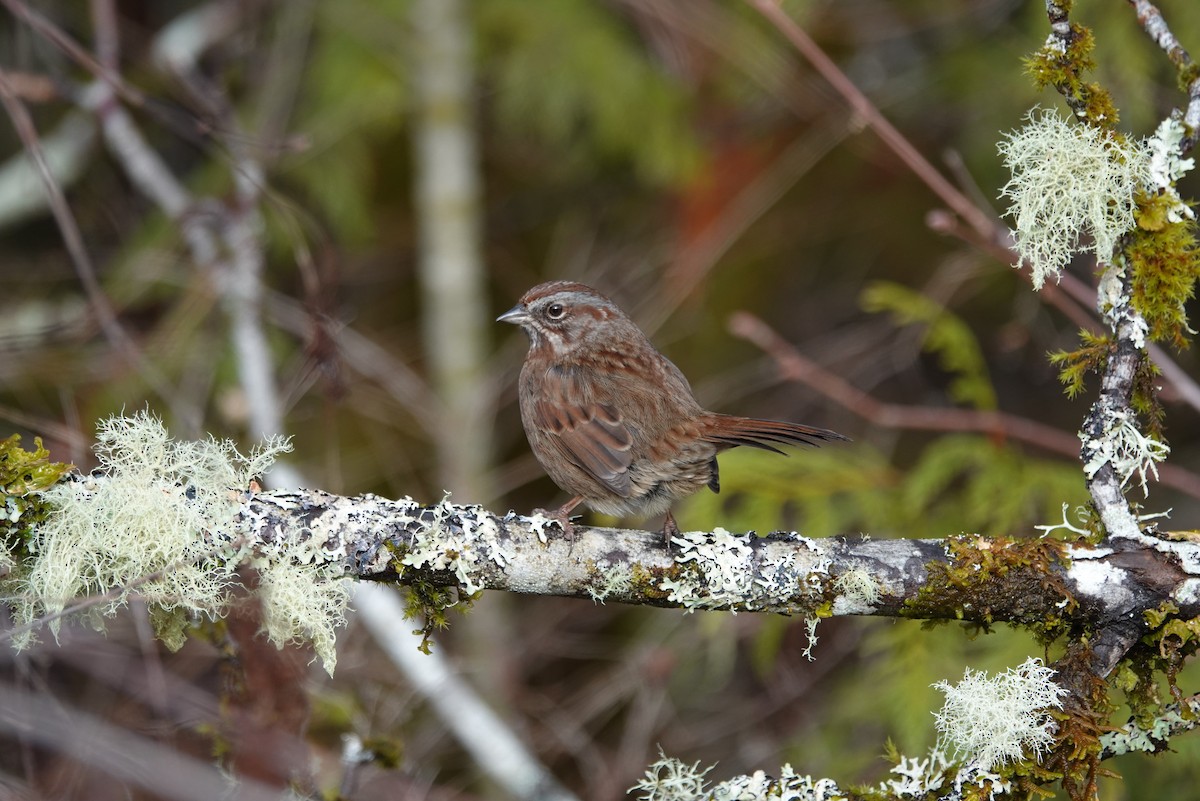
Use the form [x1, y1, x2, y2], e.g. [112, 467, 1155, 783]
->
[531, 366, 634, 497]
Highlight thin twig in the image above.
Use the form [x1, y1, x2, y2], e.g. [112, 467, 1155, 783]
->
[0, 0, 146, 108]
[746, 0, 1000, 245]
[1127, 0, 1200, 150]
[728, 311, 1200, 500]
[0, 71, 178, 404]
[748, 0, 1200, 420]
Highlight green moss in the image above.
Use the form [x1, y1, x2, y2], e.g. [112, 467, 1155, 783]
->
[1126, 212, 1200, 350]
[1023, 23, 1118, 128]
[1045, 644, 1115, 801]
[1118, 600, 1200, 727]
[1180, 64, 1200, 94]
[0, 434, 73, 552]
[403, 579, 477, 654]
[903, 536, 1076, 644]
[1049, 331, 1113, 399]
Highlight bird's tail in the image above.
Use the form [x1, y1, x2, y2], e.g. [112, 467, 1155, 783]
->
[699, 413, 849, 454]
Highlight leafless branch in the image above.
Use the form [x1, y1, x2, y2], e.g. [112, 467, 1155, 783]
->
[0, 72, 178, 405]
[1128, 0, 1200, 150]
[728, 311, 1200, 500]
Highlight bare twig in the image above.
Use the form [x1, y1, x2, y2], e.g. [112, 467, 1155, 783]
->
[411, 0, 495, 502]
[0, 72, 178, 405]
[728, 311, 1200, 499]
[0, 109, 95, 229]
[0, 680, 283, 801]
[0, 69, 58, 102]
[1128, 0, 1200, 150]
[0, 0, 146, 107]
[746, 0, 1000, 245]
[747, 0, 1200, 423]
[89, 0, 118, 73]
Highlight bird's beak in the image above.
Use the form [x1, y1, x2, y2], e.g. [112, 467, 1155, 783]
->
[496, 304, 530, 325]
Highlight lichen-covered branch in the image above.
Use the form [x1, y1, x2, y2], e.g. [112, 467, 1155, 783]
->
[1128, 0, 1200, 151]
[225, 488, 1200, 637]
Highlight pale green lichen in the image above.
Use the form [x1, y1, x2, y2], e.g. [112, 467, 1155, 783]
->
[933, 657, 1067, 770]
[630, 751, 714, 801]
[832, 567, 881, 612]
[14, 412, 289, 648]
[1034, 503, 1092, 538]
[256, 557, 348, 674]
[998, 108, 1152, 288]
[588, 560, 633, 604]
[9, 412, 352, 676]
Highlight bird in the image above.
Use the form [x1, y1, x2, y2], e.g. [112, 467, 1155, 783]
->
[498, 280, 847, 543]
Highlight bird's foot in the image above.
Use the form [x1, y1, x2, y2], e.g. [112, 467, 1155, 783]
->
[534, 497, 584, 540]
[661, 510, 680, 550]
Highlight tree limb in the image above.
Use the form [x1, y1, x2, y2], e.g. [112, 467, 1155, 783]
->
[227, 488, 1200, 634]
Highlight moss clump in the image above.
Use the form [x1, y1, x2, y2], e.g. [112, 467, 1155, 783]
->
[1126, 213, 1200, 350]
[0, 434, 72, 556]
[1050, 331, 1112, 400]
[1043, 643, 1116, 801]
[1023, 23, 1118, 128]
[904, 536, 1076, 643]
[403, 578, 476, 654]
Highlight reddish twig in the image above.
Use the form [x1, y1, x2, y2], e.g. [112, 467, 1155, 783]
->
[728, 311, 1200, 500]
[748, 0, 1200, 418]
[746, 0, 1001, 245]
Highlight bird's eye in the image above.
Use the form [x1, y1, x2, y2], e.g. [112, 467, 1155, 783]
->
[546, 303, 566, 320]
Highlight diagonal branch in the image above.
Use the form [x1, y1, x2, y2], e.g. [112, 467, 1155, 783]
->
[727, 311, 1200, 501]
[1128, 0, 1200, 150]
[0, 71, 178, 405]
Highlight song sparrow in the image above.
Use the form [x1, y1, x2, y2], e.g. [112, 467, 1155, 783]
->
[498, 280, 847, 541]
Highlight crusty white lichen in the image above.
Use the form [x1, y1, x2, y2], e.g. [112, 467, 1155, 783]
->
[998, 108, 1151, 289]
[1081, 409, 1170, 496]
[933, 657, 1067, 770]
[882, 751, 951, 798]
[1101, 697, 1200, 755]
[1147, 115, 1196, 223]
[630, 752, 844, 801]
[660, 528, 825, 613]
[399, 498, 515, 593]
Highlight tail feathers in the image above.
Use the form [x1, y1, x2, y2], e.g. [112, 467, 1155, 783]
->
[700, 413, 848, 454]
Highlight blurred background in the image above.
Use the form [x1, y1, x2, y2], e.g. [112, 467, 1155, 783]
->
[0, 0, 1198, 798]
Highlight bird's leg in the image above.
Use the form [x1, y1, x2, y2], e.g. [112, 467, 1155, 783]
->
[661, 509, 680, 549]
[534, 496, 584, 539]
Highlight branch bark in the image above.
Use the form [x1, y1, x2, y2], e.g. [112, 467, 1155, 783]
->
[226, 488, 1200, 640]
